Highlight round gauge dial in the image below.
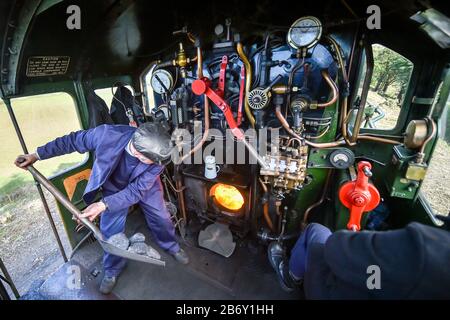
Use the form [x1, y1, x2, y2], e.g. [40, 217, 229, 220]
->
[287, 16, 322, 50]
[150, 69, 174, 94]
[329, 149, 355, 170]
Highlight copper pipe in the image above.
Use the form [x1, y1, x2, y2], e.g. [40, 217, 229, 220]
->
[272, 84, 289, 95]
[276, 201, 282, 233]
[275, 105, 346, 148]
[306, 139, 346, 149]
[287, 137, 303, 147]
[259, 178, 274, 231]
[275, 105, 302, 140]
[263, 203, 274, 231]
[309, 125, 331, 140]
[274, 37, 396, 148]
[179, 46, 210, 164]
[237, 42, 256, 128]
[303, 170, 333, 224]
[325, 36, 354, 145]
[420, 117, 437, 154]
[317, 70, 339, 108]
[417, 117, 437, 163]
[180, 97, 209, 163]
[187, 33, 196, 44]
[357, 135, 401, 145]
[259, 177, 268, 193]
[277, 100, 396, 147]
[197, 46, 203, 78]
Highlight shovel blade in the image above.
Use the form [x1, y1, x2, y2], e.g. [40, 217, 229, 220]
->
[98, 239, 166, 267]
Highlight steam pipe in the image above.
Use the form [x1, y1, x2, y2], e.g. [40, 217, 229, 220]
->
[326, 36, 353, 145]
[303, 170, 332, 224]
[275, 105, 346, 148]
[257, 229, 300, 242]
[286, 58, 306, 117]
[196, 46, 203, 78]
[175, 44, 209, 224]
[271, 36, 397, 148]
[237, 42, 256, 128]
[316, 70, 339, 108]
[259, 178, 274, 231]
[420, 117, 437, 155]
[357, 135, 401, 145]
[179, 45, 210, 164]
[417, 117, 437, 164]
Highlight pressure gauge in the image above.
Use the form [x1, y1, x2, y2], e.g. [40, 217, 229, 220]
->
[150, 69, 174, 95]
[329, 148, 355, 170]
[287, 16, 322, 50]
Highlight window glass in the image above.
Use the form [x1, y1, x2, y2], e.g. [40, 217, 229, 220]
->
[2, 92, 87, 184]
[364, 44, 414, 130]
[94, 85, 134, 109]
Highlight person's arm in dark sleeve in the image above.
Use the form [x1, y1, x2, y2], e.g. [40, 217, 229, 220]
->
[319, 226, 424, 299]
[102, 170, 158, 212]
[36, 125, 106, 160]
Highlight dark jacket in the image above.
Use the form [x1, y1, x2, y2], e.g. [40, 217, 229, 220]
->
[305, 222, 450, 299]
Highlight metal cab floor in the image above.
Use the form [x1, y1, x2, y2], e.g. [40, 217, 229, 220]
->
[37, 209, 301, 300]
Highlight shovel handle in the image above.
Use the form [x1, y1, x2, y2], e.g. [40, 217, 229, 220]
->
[18, 157, 104, 240]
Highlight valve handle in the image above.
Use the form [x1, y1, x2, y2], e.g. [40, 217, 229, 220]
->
[192, 77, 244, 140]
[338, 161, 380, 231]
[217, 55, 228, 98]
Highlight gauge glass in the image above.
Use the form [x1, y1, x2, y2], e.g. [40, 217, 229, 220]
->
[287, 16, 322, 49]
[333, 153, 349, 163]
[150, 69, 173, 94]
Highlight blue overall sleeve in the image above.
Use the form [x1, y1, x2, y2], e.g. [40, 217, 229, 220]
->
[102, 169, 159, 212]
[36, 125, 107, 159]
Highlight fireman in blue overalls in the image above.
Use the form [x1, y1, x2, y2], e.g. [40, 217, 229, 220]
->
[16, 122, 189, 294]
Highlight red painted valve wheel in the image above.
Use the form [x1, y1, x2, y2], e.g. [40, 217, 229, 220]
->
[338, 161, 380, 231]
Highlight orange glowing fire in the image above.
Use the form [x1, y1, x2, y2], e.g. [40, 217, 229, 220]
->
[210, 183, 245, 211]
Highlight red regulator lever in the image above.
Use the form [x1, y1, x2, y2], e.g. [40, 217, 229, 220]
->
[192, 77, 244, 140]
[217, 55, 228, 98]
[338, 161, 380, 231]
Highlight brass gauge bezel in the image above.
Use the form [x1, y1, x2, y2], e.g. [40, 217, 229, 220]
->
[287, 16, 323, 50]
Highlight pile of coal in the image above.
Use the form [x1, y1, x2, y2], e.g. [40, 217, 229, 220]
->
[106, 232, 160, 259]
[106, 232, 129, 250]
[129, 232, 146, 244]
[128, 242, 148, 255]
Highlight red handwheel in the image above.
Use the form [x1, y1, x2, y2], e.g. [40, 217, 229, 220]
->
[338, 161, 380, 231]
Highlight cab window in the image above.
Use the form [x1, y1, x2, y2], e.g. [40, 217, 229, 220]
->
[349, 44, 414, 132]
[94, 85, 135, 109]
[6, 92, 86, 179]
